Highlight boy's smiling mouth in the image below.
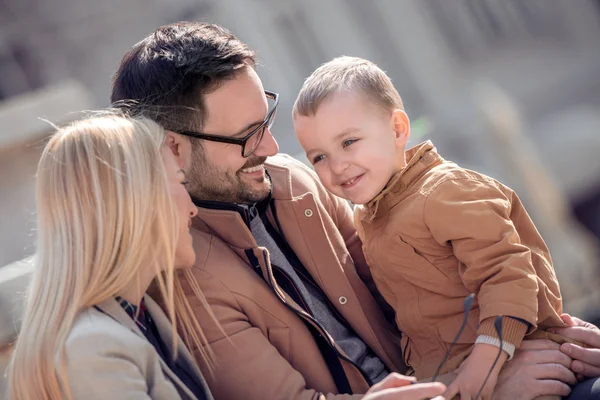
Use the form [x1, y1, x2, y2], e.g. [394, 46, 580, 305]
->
[340, 173, 365, 188]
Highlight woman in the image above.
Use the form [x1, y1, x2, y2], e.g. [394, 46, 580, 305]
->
[8, 114, 213, 400]
[7, 112, 445, 400]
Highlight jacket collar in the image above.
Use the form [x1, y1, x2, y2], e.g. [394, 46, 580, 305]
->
[95, 296, 143, 335]
[95, 296, 212, 400]
[360, 141, 442, 221]
[143, 297, 213, 400]
[190, 158, 295, 249]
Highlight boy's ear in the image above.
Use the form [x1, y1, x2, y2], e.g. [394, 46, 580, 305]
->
[392, 109, 410, 146]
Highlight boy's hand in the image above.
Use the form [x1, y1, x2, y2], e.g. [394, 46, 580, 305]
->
[445, 343, 508, 400]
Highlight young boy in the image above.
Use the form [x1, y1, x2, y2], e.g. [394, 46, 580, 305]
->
[292, 56, 572, 399]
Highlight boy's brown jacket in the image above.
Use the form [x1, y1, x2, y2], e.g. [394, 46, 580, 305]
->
[355, 141, 566, 379]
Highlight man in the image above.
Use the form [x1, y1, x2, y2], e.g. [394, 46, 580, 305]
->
[111, 22, 594, 399]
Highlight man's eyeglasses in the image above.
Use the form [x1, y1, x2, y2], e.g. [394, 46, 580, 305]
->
[178, 91, 279, 158]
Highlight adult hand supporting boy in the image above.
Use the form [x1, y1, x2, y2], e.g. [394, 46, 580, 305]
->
[550, 314, 600, 379]
[492, 339, 576, 399]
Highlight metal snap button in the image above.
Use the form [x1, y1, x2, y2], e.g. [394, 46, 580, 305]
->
[304, 209, 313, 217]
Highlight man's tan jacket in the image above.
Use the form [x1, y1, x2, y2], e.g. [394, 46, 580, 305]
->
[180, 154, 406, 400]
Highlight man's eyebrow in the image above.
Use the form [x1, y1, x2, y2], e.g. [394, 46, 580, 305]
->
[232, 119, 263, 137]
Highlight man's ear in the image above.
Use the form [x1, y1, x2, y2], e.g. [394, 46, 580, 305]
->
[392, 109, 411, 146]
[164, 131, 188, 169]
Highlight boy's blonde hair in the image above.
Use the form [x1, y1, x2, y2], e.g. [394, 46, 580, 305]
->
[293, 56, 403, 117]
[8, 112, 215, 400]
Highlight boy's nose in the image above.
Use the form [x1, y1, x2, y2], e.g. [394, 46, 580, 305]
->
[330, 156, 350, 175]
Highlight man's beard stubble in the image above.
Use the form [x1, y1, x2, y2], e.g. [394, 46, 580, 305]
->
[186, 145, 271, 204]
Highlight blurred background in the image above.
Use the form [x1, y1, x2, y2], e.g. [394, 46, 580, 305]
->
[2, 0, 600, 394]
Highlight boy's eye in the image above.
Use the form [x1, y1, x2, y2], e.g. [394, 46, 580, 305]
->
[342, 139, 357, 148]
[312, 154, 326, 164]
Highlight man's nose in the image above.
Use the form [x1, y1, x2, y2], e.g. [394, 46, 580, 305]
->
[253, 127, 279, 157]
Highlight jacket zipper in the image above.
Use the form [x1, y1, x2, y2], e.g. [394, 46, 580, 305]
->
[257, 249, 374, 387]
[268, 200, 377, 385]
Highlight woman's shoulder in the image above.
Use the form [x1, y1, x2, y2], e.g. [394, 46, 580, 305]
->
[57, 306, 171, 399]
[64, 306, 149, 359]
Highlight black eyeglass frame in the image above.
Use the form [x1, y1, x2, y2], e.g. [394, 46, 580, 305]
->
[178, 90, 279, 158]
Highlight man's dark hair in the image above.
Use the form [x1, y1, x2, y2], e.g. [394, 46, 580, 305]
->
[111, 22, 256, 132]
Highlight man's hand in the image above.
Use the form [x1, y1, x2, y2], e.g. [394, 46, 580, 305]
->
[363, 373, 446, 400]
[549, 313, 600, 379]
[445, 343, 507, 400]
[493, 339, 577, 399]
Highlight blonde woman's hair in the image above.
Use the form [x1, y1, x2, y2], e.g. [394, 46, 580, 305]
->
[8, 112, 214, 400]
[293, 56, 404, 118]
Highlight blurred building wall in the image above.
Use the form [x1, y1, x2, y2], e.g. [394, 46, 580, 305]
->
[1, 0, 599, 254]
